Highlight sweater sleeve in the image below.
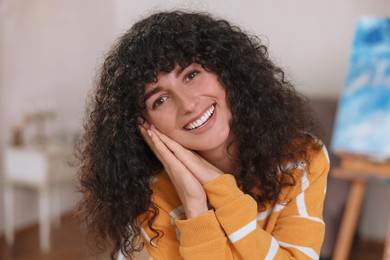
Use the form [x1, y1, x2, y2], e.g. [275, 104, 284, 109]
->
[138, 172, 233, 260]
[141, 145, 329, 259]
[202, 145, 330, 259]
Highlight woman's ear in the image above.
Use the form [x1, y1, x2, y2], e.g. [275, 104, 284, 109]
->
[136, 116, 145, 125]
[137, 115, 153, 130]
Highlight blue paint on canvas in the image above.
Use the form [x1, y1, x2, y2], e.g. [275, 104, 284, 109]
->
[332, 17, 390, 159]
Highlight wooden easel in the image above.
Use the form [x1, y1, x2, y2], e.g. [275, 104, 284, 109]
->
[332, 152, 390, 260]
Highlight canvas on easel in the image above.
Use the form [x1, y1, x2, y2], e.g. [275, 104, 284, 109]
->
[330, 16, 390, 260]
[331, 17, 390, 160]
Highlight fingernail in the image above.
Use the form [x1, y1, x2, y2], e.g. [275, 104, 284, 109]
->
[147, 130, 152, 137]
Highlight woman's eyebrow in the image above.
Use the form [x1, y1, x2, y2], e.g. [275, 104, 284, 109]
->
[143, 65, 191, 102]
[175, 66, 186, 78]
[143, 86, 163, 103]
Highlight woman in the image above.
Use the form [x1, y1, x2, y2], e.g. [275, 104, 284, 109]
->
[77, 10, 329, 259]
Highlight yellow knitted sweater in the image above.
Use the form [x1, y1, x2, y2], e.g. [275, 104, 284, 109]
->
[138, 145, 329, 259]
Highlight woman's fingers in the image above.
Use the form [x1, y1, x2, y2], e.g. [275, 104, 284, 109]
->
[138, 125, 166, 165]
[141, 122, 222, 185]
[139, 128, 170, 170]
[139, 124, 208, 217]
[150, 125, 223, 184]
[150, 125, 184, 154]
[139, 124, 191, 175]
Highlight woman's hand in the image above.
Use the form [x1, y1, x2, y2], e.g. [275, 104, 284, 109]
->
[139, 122, 223, 218]
[150, 125, 224, 184]
[140, 122, 223, 218]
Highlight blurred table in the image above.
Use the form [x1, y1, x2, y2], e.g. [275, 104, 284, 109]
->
[3, 144, 75, 253]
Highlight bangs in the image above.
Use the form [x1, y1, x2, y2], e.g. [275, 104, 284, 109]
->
[127, 18, 205, 85]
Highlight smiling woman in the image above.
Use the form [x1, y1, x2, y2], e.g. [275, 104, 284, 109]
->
[76, 10, 330, 260]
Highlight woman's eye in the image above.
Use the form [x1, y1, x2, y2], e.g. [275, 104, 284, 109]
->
[152, 96, 168, 109]
[185, 70, 199, 81]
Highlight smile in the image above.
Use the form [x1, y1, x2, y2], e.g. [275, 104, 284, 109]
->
[184, 105, 215, 130]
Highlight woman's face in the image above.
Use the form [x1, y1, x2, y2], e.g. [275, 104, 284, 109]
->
[142, 63, 233, 153]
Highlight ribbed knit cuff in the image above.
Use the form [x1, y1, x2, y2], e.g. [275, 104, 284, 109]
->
[203, 174, 244, 209]
[175, 210, 225, 247]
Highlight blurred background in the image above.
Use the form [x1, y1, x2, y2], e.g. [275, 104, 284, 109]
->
[0, 0, 389, 259]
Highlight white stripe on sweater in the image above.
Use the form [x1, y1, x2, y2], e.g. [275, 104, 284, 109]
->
[257, 202, 285, 221]
[228, 219, 257, 243]
[322, 145, 330, 163]
[291, 215, 325, 224]
[169, 206, 184, 240]
[278, 161, 305, 173]
[116, 250, 125, 260]
[302, 171, 309, 191]
[273, 203, 285, 212]
[140, 227, 155, 246]
[170, 205, 184, 218]
[322, 145, 329, 196]
[279, 241, 319, 259]
[296, 192, 309, 217]
[296, 168, 310, 217]
[169, 205, 184, 225]
[150, 176, 158, 185]
[257, 208, 272, 221]
[265, 237, 279, 260]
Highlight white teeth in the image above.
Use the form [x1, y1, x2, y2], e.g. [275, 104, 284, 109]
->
[184, 105, 215, 130]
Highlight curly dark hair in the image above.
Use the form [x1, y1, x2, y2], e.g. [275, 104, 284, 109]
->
[77, 10, 321, 259]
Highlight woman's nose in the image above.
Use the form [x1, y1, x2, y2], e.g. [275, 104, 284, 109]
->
[176, 91, 199, 115]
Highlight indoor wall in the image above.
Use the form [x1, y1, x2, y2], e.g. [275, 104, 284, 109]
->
[0, 0, 115, 233]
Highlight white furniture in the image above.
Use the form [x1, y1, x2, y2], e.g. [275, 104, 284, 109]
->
[3, 144, 75, 253]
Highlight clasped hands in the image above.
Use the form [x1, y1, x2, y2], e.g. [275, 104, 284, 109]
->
[139, 121, 223, 219]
